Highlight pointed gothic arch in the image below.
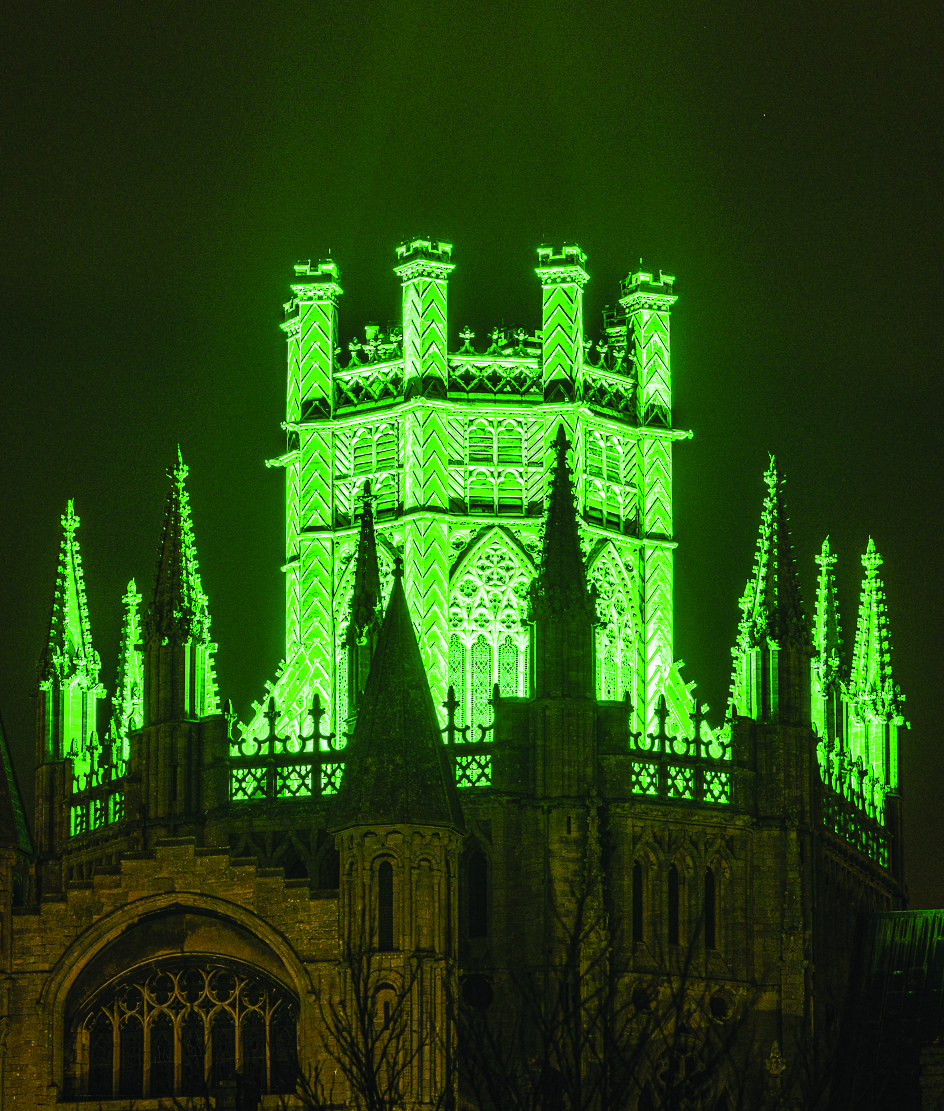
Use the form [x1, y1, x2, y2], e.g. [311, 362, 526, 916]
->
[448, 527, 535, 731]
[588, 542, 640, 704]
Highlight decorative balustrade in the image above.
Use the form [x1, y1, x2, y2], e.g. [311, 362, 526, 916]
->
[582, 368, 636, 419]
[334, 364, 404, 411]
[447, 359, 542, 402]
[441, 683, 496, 788]
[817, 740, 890, 865]
[229, 694, 346, 802]
[626, 695, 734, 806]
[68, 736, 126, 837]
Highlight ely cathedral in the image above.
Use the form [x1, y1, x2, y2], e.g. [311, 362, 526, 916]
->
[0, 240, 920, 1110]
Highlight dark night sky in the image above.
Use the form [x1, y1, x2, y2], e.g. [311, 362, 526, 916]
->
[1, 2, 941, 902]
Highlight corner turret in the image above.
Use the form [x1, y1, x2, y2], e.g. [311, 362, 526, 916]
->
[395, 237, 453, 401]
[536, 245, 589, 403]
[332, 560, 462, 1109]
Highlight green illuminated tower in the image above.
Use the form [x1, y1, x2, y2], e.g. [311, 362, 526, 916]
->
[34, 501, 105, 870]
[251, 243, 689, 753]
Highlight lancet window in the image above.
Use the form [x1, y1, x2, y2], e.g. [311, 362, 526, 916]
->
[448, 537, 531, 736]
[74, 961, 297, 1101]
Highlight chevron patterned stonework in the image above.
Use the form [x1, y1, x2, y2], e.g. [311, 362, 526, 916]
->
[12, 239, 914, 1111]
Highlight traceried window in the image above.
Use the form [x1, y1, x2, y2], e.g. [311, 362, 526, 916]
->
[74, 961, 297, 1100]
[589, 550, 637, 703]
[449, 538, 531, 739]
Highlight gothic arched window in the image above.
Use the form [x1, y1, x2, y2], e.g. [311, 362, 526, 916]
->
[449, 537, 531, 736]
[76, 961, 297, 1100]
[589, 549, 637, 705]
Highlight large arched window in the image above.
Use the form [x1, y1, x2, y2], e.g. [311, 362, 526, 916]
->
[589, 548, 638, 704]
[449, 536, 531, 735]
[378, 860, 395, 951]
[75, 961, 297, 1101]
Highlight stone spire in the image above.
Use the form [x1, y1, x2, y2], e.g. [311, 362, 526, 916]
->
[529, 424, 596, 700]
[735, 458, 811, 655]
[849, 538, 903, 725]
[110, 579, 144, 755]
[532, 425, 595, 620]
[142, 452, 218, 723]
[144, 450, 212, 650]
[37, 501, 102, 695]
[334, 560, 463, 831]
[813, 539, 844, 691]
[35, 501, 105, 765]
[0, 713, 33, 855]
[729, 459, 812, 723]
[343, 480, 384, 718]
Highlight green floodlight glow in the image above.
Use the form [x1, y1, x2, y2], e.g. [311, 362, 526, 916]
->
[245, 242, 686, 761]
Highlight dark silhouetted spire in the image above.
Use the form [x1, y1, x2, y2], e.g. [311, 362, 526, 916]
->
[334, 559, 463, 831]
[531, 425, 595, 620]
[343, 481, 384, 717]
[0, 713, 33, 855]
[530, 424, 596, 700]
[144, 451, 211, 648]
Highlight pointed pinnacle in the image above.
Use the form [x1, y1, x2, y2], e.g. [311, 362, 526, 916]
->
[333, 570, 463, 831]
[531, 423, 594, 619]
[144, 456, 210, 647]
